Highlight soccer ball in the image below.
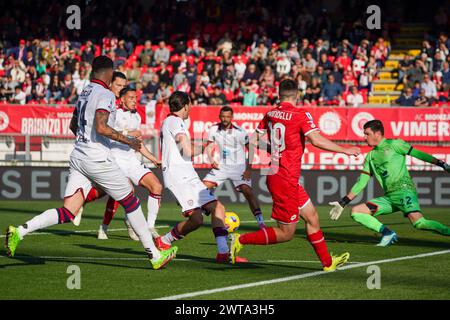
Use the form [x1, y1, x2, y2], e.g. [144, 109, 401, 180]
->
[225, 212, 240, 233]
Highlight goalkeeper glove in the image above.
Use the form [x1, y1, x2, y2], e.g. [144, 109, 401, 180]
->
[329, 196, 351, 221]
[436, 160, 450, 173]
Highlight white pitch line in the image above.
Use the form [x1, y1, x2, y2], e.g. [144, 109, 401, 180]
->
[0, 225, 169, 238]
[0, 255, 360, 264]
[155, 249, 450, 300]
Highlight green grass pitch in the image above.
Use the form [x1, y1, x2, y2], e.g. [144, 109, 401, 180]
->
[1, 200, 449, 300]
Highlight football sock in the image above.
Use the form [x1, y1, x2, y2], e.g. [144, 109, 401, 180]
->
[213, 227, 229, 253]
[239, 227, 277, 245]
[381, 225, 393, 236]
[413, 218, 450, 235]
[17, 207, 74, 239]
[119, 193, 160, 260]
[85, 187, 101, 203]
[252, 208, 265, 227]
[162, 223, 184, 245]
[351, 212, 384, 233]
[307, 230, 332, 268]
[147, 193, 161, 228]
[102, 196, 119, 226]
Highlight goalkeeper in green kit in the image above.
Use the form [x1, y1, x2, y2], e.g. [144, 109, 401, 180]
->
[329, 120, 450, 247]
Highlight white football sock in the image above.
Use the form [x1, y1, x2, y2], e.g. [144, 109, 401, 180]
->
[147, 194, 160, 228]
[126, 206, 161, 260]
[18, 208, 59, 239]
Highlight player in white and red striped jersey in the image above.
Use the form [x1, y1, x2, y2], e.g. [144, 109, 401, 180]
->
[155, 91, 247, 263]
[5, 56, 177, 269]
[203, 106, 266, 229]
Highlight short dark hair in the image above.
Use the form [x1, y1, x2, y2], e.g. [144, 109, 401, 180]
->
[92, 55, 113, 75]
[279, 79, 298, 100]
[169, 91, 190, 113]
[119, 85, 136, 97]
[112, 71, 127, 82]
[220, 106, 233, 114]
[363, 120, 384, 135]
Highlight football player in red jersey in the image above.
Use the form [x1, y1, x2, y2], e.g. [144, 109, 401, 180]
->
[230, 79, 361, 272]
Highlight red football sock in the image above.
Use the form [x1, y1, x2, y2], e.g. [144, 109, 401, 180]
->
[307, 230, 332, 268]
[85, 187, 101, 203]
[239, 227, 277, 245]
[102, 196, 119, 226]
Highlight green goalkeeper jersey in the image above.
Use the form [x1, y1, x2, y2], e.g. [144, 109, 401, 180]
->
[360, 138, 416, 194]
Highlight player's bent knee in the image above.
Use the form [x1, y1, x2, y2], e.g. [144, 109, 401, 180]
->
[190, 210, 204, 227]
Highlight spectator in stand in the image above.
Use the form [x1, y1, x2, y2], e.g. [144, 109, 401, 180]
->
[46, 74, 63, 102]
[294, 74, 305, 99]
[73, 69, 90, 96]
[172, 66, 186, 90]
[242, 83, 257, 106]
[398, 54, 413, 89]
[302, 52, 317, 74]
[12, 86, 26, 105]
[442, 62, 450, 91]
[313, 65, 327, 86]
[258, 65, 274, 88]
[287, 42, 300, 62]
[115, 40, 129, 61]
[411, 81, 422, 98]
[155, 81, 171, 104]
[276, 52, 291, 78]
[126, 61, 141, 84]
[421, 40, 434, 58]
[371, 37, 389, 68]
[415, 88, 430, 106]
[336, 51, 352, 72]
[24, 51, 36, 69]
[330, 63, 343, 84]
[320, 74, 342, 105]
[346, 86, 364, 107]
[318, 52, 333, 72]
[61, 74, 76, 104]
[139, 40, 154, 67]
[209, 85, 227, 105]
[395, 88, 416, 107]
[242, 63, 260, 82]
[312, 38, 328, 61]
[342, 69, 358, 92]
[157, 62, 171, 85]
[303, 77, 321, 105]
[352, 52, 367, 78]
[421, 74, 437, 102]
[407, 59, 426, 87]
[11, 60, 26, 83]
[81, 41, 95, 64]
[154, 41, 170, 65]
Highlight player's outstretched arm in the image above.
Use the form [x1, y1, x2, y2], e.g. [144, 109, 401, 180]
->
[175, 133, 203, 157]
[409, 148, 450, 173]
[307, 131, 360, 156]
[329, 171, 371, 220]
[95, 111, 141, 151]
[139, 143, 161, 167]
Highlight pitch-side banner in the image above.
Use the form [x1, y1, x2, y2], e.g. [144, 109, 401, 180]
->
[1, 167, 449, 206]
[156, 105, 450, 142]
[0, 105, 75, 136]
[1, 105, 449, 141]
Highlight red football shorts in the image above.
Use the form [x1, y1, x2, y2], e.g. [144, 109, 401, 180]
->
[266, 174, 311, 224]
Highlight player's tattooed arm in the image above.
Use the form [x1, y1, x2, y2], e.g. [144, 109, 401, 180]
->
[69, 108, 78, 136]
[95, 111, 141, 151]
[175, 133, 204, 157]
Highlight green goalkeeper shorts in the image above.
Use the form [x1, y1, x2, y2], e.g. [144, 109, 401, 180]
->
[366, 190, 422, 217]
